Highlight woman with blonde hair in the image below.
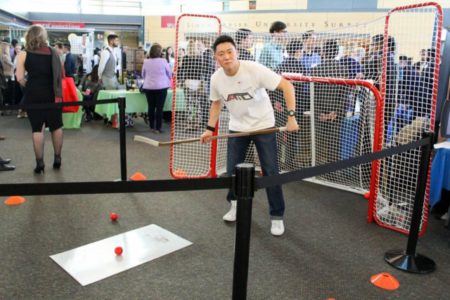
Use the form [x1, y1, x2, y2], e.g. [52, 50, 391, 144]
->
[15, 24, 63, 173]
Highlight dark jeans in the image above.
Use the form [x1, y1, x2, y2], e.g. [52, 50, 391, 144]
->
[2, 78, 14, 106]
[144, 89, 168, 130]
[82, 94, 94, 120]
[226, 131, 285, 219]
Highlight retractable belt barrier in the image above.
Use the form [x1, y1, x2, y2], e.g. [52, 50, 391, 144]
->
[0, 125, 434, 300]
[0, 99, 119, 111]
[256, 136, 431, 189]
[0, 136, 431, 196]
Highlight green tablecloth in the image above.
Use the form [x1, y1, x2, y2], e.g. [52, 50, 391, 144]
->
[95, 89, 185, 120]
[62, 90, 83, 129]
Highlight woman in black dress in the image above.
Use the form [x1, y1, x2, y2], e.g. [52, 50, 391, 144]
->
[15, 25, 63, 173]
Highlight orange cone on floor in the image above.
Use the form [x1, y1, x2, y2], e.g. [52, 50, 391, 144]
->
[111, 114, 119, 129]
[4, 196, 26, 206]
[370, 272, 400, 290]
[173, 169, 187, 178]
[130, 172, 147, 181]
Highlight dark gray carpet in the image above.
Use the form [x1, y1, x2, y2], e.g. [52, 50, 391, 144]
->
[0, 114, 449, 299]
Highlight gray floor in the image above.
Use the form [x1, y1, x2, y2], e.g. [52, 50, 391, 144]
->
[0, 114, 449, 299]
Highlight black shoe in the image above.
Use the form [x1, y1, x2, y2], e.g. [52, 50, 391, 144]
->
[0, 157, 11, 164]
[0, 164, 15, 171]
[34, 159, 45, 174]
[53, 155, 62, 169]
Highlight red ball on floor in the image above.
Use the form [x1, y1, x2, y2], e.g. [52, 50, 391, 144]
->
[110, 212, 119, 221]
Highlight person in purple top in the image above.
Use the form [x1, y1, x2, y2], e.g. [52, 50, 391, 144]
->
[141, 43, 172, 133]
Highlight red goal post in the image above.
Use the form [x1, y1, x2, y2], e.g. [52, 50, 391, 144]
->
[170, 14, 221, 179]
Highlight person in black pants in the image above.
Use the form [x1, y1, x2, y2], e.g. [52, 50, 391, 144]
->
[141, 43, 172, 133]
[0, 136, 15, 171]
[0, 155, 15, 171]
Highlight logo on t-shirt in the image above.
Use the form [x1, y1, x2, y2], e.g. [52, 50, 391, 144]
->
[226, 93, 253, 102]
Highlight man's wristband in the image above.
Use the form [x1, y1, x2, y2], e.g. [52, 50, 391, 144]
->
[206, 125, 215, 132]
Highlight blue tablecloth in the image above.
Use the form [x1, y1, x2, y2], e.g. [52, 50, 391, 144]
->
[429, 145, 450, 208]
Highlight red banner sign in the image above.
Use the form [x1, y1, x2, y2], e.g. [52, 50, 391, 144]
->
[32, 21, 86, 29]
[161, 16, 176, 28]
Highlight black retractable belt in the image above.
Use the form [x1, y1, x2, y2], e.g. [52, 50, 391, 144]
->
[256, 137, 431, 189]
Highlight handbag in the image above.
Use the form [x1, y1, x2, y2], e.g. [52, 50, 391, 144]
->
[61, 77, 79, 113]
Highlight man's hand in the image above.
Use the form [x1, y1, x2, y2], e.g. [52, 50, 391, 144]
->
[286, 117, 299, 132]
[200, 130, 214, 143]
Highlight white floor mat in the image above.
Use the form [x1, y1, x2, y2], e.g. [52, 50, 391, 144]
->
[50, 224, 192, 286]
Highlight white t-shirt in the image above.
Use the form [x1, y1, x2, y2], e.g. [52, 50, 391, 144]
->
[210, 60, 281, 132]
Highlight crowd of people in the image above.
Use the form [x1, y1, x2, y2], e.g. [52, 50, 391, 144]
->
[166, 22, 437, 163]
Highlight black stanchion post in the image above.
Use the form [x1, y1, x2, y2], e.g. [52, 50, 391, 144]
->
[385, 132, 436, 273]
[232, 163, 255, 300]
[118, 96, 127, 181]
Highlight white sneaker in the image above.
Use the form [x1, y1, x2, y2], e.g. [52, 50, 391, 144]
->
[223, 200, 237, 222]
[271, 220, 285, 236]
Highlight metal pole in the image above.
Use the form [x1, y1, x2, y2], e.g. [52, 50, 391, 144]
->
[232, 163, 255, 300]
[118, 97, 127, 181]
[310, 82, 316, 168]
[385, 132, 436, 273]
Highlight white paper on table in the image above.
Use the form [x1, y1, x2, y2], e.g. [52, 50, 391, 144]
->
[434, 141, 450, 149]
[50, 224, 192, 286]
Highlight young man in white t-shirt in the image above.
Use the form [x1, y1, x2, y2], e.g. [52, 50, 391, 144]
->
[200, 35, 298, 236]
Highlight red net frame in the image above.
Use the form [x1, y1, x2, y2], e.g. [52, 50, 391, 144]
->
[170, 14, 221, 179]
[369, 2, 442, 235]
[169, 4, 443, 236]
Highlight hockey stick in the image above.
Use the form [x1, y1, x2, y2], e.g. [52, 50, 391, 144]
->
[134, 127, 287, 147]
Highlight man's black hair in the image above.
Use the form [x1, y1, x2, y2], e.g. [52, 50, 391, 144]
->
[286, 39, 303, 57]
[427, 48, 436, 59]
[371, 34, 395, 53]
[235, 28, 252, 45]
[301, 30, 315, 42]
[387, 36, 396, 53]
[323, 39, 339, 59]
[212, 35, 236, 52]
[269, 21, 286, 33]
[107, 34, 119, 43]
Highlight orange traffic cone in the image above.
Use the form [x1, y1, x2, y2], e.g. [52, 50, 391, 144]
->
[130, 172, 147, 181]
[173, 169, 187, 178]
[4, 196, 26, 206]
[111, 114, 118, 129]
[370, 272, 400, 290]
